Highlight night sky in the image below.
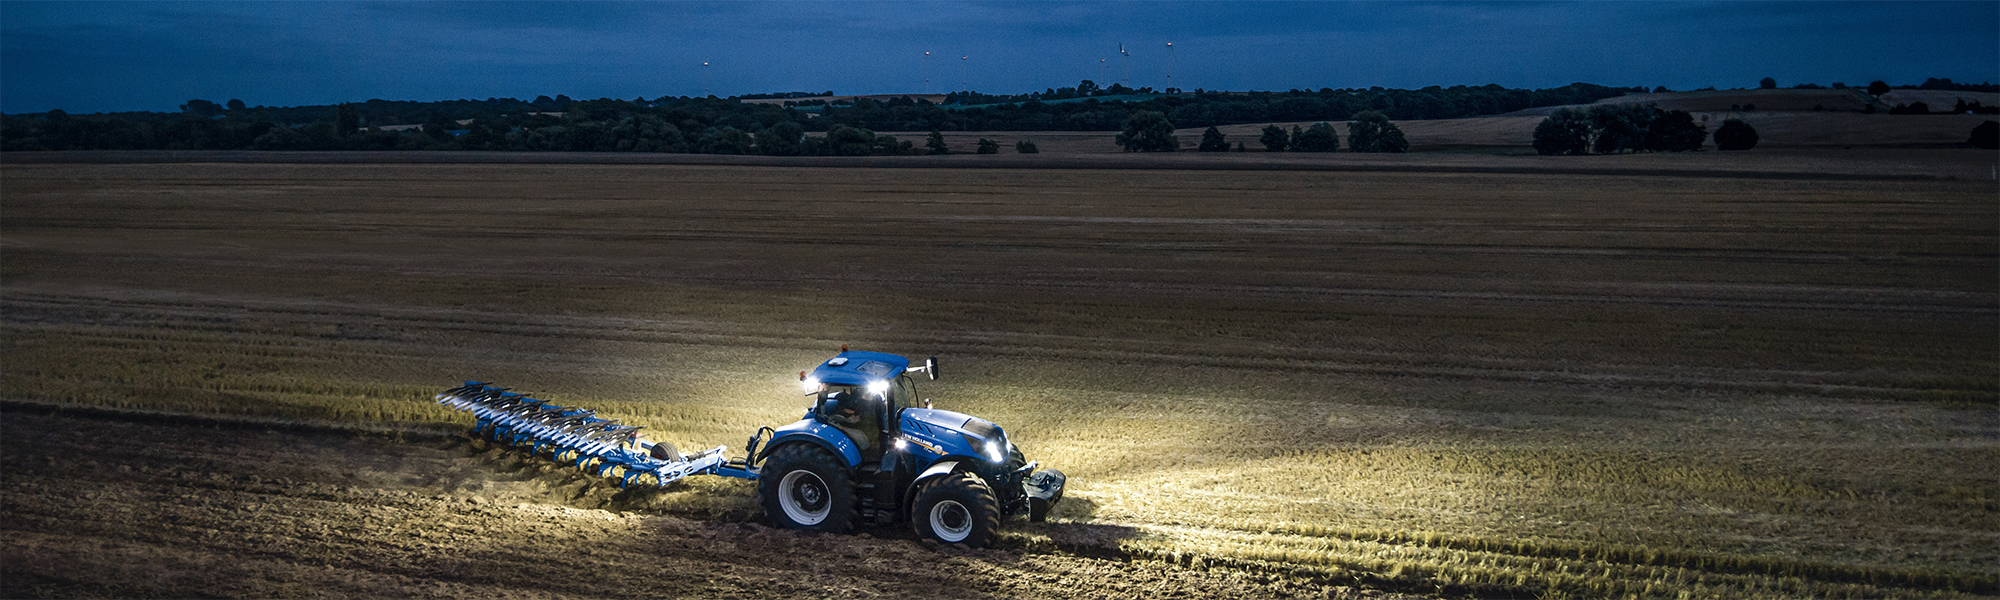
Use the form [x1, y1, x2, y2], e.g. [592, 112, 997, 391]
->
[3, 1, 1995, 114]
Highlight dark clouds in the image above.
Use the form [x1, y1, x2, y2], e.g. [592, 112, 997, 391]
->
[2, 1, 1994, 114]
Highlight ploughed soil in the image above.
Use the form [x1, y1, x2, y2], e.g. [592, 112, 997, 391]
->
[0, 409, 1417, 600]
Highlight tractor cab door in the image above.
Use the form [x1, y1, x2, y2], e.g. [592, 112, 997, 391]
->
[818, 389, 882, 460]
[875, 375, 923, 508]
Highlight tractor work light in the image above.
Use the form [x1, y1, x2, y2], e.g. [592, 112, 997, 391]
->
[867, 380, 891, 398]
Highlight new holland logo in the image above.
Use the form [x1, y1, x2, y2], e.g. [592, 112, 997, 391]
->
[899, 435, 943, 455]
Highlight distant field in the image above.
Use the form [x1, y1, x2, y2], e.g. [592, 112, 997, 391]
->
[896, 112, 1993, 155]
[3, 158, 1995, 598]
[909, 88, 1998, 153]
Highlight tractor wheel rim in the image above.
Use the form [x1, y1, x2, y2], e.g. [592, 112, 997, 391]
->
[779, 470, 830, 525]
[930, 499, 973, 542]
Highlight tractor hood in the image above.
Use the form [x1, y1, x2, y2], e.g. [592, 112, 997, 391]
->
[899, 407, 1008, 461]
[903, 408, 1004, 441]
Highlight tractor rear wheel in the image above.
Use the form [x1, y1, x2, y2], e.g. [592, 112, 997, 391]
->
[758, 444, 858, 533]
[911, 472, 1000, 547]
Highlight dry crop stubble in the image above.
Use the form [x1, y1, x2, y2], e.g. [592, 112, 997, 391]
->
[2, 159, 1995, 598]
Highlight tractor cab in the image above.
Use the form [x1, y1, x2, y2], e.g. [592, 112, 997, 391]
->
[803, 351, 928, 461]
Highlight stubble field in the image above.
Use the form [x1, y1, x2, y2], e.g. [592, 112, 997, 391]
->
[3, 154, 1996, 598]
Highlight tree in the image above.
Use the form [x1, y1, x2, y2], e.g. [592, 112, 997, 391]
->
[1867, 81, 1891, 96]
[1586, 104, 1653, 154]
[423, 112, 457, 142]
[756, 121, 804, 156]
[694, 126, 752, 154]
[336, 103, 360, 137]
[1291, 122, 1339, 152]
[1258, 124, 1290, 152]
[181, 99, 223, 117]
[1713, 119, 1758, 151]
[1970, 121, 1999, 150]
[926, 129, 949, 155]
[1759, 77, 1777, 90]
[1015, 139, 1039, 153]
[252, 125, 311, 150]
[1532, 108, 1592, 155]
[976, 138, 1000, 154]
[1643, 110, 1707, 152]
[1198, 126, 1228, 152]
[1345, 111, 1408, 153]
[825, 124, 875, 156]
[1889, 101, 1931, 115]
[1114, 110, 1178, 152]
[226, 99, 247, 111]
[872, 134, 917, 156]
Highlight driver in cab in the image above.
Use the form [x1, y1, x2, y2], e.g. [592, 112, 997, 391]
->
[822, 389, 880, 453]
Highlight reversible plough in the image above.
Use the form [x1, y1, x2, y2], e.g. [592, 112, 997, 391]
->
[436, 382, 752, 489]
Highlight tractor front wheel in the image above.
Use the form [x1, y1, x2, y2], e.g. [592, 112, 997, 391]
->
[911, 472, 1000, 547]
[758, 444, 858, 533]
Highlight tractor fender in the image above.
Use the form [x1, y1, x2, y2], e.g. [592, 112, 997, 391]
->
[757, 422, 863, 469]
[915, 459, 961, 485]
[902, 457, 981, 514]
[905, 459, 960, 514]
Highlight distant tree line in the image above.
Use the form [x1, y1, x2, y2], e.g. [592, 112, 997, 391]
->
[913, 81, 1642, 133]
[1, 81, 1638, 153]
[6, 78, 1989, 154]
[1531, 105, 1716, 155]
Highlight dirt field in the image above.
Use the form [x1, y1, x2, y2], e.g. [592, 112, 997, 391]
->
[3, 409, 1393, 599]
[3, 153, 1996, 598]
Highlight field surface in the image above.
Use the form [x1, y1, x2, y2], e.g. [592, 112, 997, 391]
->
[3, 154, 1996, 598]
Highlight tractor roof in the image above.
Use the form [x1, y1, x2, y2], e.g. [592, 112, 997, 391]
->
[809, 350, 909, 386]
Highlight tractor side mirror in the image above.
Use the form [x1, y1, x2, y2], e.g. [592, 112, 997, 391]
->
[925, 356, 939, 381]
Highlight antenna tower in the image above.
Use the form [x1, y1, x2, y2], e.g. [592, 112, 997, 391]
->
[1119, 43, 1130, 88]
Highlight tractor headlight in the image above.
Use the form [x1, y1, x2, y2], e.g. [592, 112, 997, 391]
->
[866, 380, 890, 398]
[984, 440, 1004, 463]
[800, 377, 819, 392]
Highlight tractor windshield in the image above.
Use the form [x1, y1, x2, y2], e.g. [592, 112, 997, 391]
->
[890, 374, 918, 413]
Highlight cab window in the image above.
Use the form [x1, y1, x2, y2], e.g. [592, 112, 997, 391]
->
[890, 375, 918, 413]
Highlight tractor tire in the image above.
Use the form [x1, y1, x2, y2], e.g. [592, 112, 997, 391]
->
[911, 472, 1001, 547]
[757, 443, 858, 533]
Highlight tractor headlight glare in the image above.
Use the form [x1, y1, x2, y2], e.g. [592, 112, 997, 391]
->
[866, 380, 890, 397]
[985, 440, 1003, 462]
[800, 377, 819, 392]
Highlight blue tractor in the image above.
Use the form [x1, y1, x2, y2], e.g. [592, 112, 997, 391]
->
[435, 349, 1065, 548]
[756, 350, 1066, 545]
